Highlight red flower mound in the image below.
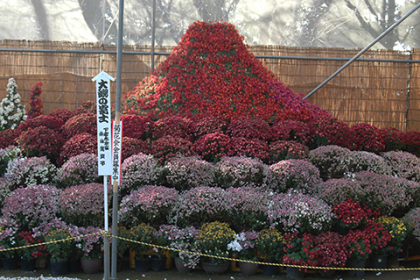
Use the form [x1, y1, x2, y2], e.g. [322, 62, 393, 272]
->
[16, 126, 64, 163]
[0, 129, 16, 149]
[121, 114, 153, 140]
[151, 135, 195, 163]
[62, 113, 97, 139]
[193, 116, 227, 140]
[194, 132, 234, 162]
[14, 115, 64, 137]
[121, 137, 150, 162]
[271, 119, 310, 144]
[350, 123, 385, 153]
[231, 137, 270, 163]
[379, 127, 403, 152]
[122, 21, 324, 122]
[152, 115, 195, 141]
[399, 130, 420, 156]
[48, 109, 75, 123]
[269, 140, 309, 163]
[308, 114, 351, 149]
[58, 133, 98, 166]
[227, 116, 271, 141]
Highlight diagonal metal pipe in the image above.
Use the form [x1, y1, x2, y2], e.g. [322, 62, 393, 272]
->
[303, 2, 420, 99]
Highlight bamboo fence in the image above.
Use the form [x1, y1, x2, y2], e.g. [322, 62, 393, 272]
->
[0, 40, 418, 131]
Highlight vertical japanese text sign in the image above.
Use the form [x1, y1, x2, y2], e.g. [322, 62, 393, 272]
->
[111, 120, 123, 185]
[92, 71, 114, 176]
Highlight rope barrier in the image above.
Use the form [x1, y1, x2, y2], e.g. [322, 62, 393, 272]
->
[1, 230, 419, 272]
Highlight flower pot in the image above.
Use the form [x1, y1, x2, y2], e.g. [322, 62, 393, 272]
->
[238, 261, 259, 276]
[201, 261, 230, 274]
[174, 257, 192, 273]
[20, 257, 36, 271]
[287, 266, 305, 279]
[347, 257, 366, 276]
[371, 254, 388, 269]
[80, 258, 102, 274]
[68, 258, 81, 273]
[151, 256, 167, 271]
[318, 268, 335, 278]
[262, 264, 279, 276]
[50, 260, 68, 275]
[1, 257, 18, 270]
[135, 257, 151, 272]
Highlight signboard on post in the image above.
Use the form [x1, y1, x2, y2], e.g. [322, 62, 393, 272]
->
[111, 120, 123, 186]
[92, 71, 114, 176]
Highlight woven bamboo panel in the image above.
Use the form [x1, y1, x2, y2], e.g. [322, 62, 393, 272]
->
[0, 40, 418, 131]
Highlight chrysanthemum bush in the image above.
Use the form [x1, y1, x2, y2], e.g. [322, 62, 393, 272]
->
[270, 119, 310, 144]
[226, 117, 271, 141]
[267, 159, 322, 194]
[332, 198, 380, 230]
[5, 156, 57, 190]
[58, 133, 97, 166]
[379, 127, 403, 152]
[0, 179, 11, 208]
[381, 151, 420, 182]
[120, 153, 164, 195]
[15, 126, 64, 163]
[403, 207, 420, 250]
[14, 115, 64, 137]
[353, 171, 418, 215]
[0, 78, 27, 131]
[1, 185, 60, 230]
[308, 145, 354, 180]
[151, 135, 195, 163]
[400, 130, 420, 156]
[27, 81, 43, 119]
[121, 137, 150, 162]
[48, 108, 74, 123]
[308, 115, 351, 149]
[75, 225, 105, 259]
[59, 183, 112, 227]
[226, 186, 271, 231]
[231, 137, 270, 163]
[193, 116, 227, 140]
[316, 178, 366, 206]
[56, 153, 100, 188]
[121, 114, 153, 140]
[0, 146, 20, 176]
[228, 230, 260, 261]
[168, 186, 232, 228]
[0, 129, 16, 149]
[194, 132, 234, 162]
[164, 155, 215, 191]
[61, 113, 97, 140]
[268, 191, 334, 234]
[118, 185, 178, 228]
[152, 115, 195, 141]
[165, 225, 201, 268]
[349, 151, 392, 175]
[269, 140, 309, 163]
[350, 122, 385, 153]
[0, 217, 20, 258]
[214, 156, 268, 188]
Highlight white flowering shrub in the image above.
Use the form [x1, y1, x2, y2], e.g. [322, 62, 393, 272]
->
[0, 78, 27, 131]
[0, 146, 21, 176]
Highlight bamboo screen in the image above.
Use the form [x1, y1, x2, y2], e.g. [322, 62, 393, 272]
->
[0, 40, 418, 131]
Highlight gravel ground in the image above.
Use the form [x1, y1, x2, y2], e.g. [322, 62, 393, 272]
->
[1, 260, 420, 280]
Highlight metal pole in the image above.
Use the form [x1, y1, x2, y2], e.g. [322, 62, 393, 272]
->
[103, 176, 110, 280]
[111, 0, 124, 279]
[151, 0, 156, 71]
[303, 2, 420, 99]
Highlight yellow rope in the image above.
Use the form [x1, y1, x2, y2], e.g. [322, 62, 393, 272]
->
[2, 230, 419, 272]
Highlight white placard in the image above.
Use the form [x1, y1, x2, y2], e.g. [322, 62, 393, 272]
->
[92, 71, 115, 176]
[111, 120, 123, 185]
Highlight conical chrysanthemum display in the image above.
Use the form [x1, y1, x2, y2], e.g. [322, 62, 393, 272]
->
[122, 21, 325, 122]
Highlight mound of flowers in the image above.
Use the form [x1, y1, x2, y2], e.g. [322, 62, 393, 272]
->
[122, 21, 324, 122]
